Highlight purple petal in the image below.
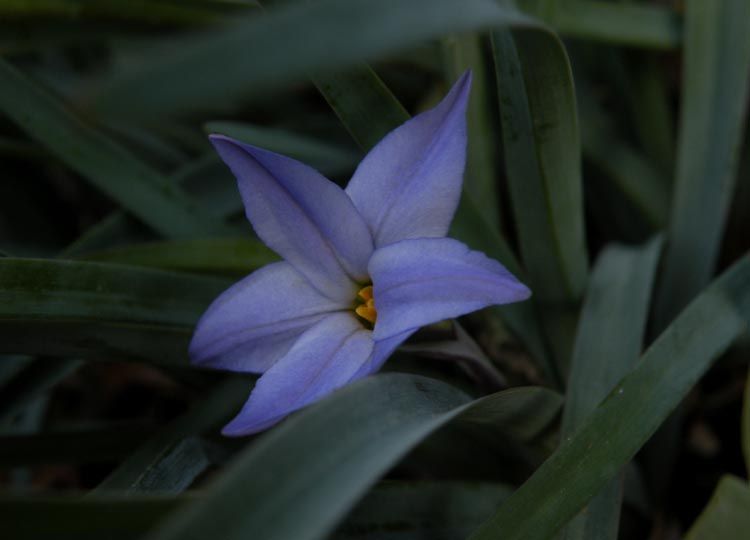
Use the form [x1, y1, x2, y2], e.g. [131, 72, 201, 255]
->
[222, 312, 374, 436]
[211, 134, 374, 302]
[189, 262, 347, 374]
[350, 329, 416, 379]
[345, 71, 471, 247]
[369, 238, 531, 340]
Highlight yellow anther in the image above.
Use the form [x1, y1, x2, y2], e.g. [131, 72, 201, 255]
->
[355, 285, 377, 325]
[355, 302, 377, 325]
[358, 285, 374, 301]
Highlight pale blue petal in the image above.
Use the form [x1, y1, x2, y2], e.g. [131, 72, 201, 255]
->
[221, 312, 373, 436]
[211, 134, 374, 301]
[369, 238, 531, 340]
[189, 262, 347, 374]
[350, 329, 416, 379]
[345, 71, 471, 247]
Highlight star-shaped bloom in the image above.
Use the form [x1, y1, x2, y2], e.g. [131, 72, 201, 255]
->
[189, 72, 530, 436]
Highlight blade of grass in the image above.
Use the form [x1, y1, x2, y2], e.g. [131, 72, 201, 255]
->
[92, 0, 534, 118]
[92, 377, 250, 492]
[332, 481, 514, 540]
[63, 124, 353, 259]
[79, 238, 278, 276]
[0, 258, 229, 365]
[491, 27, 587, 304]
[443, 33, 502, 228]
[0, 0, 255, 25]
[467, 252, 750, 540]
[519, 0, 680, 49]
[559, 237, 661, 540]
[578, 85, 670, 232]
[144, 378, 560, 540]
[60, 153, 240, 258]
[623, 54, 675, 176]
[0, 58, 225, 239]
[491, 27, 588, 377]
[654, 0, 750, 329]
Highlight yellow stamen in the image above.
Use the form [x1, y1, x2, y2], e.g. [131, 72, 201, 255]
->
[358, 285, 374, 301]
[355, 286, 377, 325]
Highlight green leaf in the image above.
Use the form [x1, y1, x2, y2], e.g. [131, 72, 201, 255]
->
[491, 27, 588, 304]
[61, 153, 241, 258]
[622, 54, 675, 176]
[578, 88, 670, 232]
[0, 0, 255, 25]
[0, 258, 229, 365]
[468, 253, 750, 540]
[654, 0, 750, 328]
[92, 0, 532, 118]
[443, 33, 502, 228]
[144, 376, 560, 540]
[685, 476, 750, 540]
[562, 238, 662, 434]
[312, 64, 410, 150]
[332, 481, 514, 540]
[0, 58, 225, 239]
[79, 238, 278, 276]
[61, 212, 153, 258]
[518, 0, 680, 49]
[559, 237, 661, 540]
[94, 377, 251, 493]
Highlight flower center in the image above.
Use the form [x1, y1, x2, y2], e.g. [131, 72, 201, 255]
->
[354, 285, 377, 326]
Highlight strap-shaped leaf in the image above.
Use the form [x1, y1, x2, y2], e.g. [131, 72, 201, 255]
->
[654, 0, 750, 328]
[92, 0, 532, 117]
[94, 378, 251, 493]
[559, 238, 661, 540]
[0, 258, 229, 365]
[144, 378, 560, 540]
[0, 59, 225, 239]
[492, 27, 588, 304]
[80, 238, 278, 276]
[467, 253, 750, 540]
[518, 0, 680, 49]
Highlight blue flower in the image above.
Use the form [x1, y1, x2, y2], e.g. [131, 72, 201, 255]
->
[189, 72, 531, 436]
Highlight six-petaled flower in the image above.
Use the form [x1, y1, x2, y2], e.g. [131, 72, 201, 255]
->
[189, 72, 531, 436]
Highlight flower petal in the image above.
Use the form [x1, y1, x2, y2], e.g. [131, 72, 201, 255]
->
[345, 71, 471, 247]
[221, 312, 374, 436]
[189, 262, 347, 374]
[211, 134, 374, 301]
[350, 329, 416, 379]
[369, 237, 531, 340]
